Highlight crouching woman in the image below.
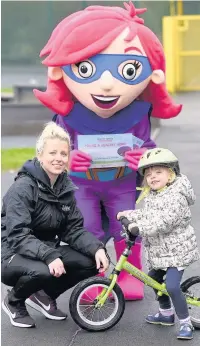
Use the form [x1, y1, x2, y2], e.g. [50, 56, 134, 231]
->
[1, 122, 109, 328]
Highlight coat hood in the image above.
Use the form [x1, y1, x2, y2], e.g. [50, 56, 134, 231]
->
[16, 158, 76, 193]
[172, 174, 196, 206]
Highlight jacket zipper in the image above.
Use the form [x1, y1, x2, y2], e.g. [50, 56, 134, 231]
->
[8, 254, 16, 264]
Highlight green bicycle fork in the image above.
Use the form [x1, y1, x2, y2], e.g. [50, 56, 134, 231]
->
[95, 255, 127, 307]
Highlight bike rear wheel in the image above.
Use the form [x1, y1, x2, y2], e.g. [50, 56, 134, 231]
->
[181, 276, 200, 329]
[69, 276, 125, 332]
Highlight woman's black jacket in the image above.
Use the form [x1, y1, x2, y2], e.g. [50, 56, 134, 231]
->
[1, 158, 104, 264]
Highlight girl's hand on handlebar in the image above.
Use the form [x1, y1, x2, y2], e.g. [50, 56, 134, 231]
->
[117, 212, 124, 220]
[116, 211, 132, 220]
[118, 216, 140, 237]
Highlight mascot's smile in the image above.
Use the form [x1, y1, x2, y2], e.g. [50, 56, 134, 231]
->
[92, 95, 120, 109]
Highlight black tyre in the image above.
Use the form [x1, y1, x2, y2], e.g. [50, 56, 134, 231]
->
[69, 276, 125, 332]
[181, 276, 200, 329]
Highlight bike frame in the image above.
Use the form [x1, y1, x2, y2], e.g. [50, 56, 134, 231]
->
[96, 248, 200, 308]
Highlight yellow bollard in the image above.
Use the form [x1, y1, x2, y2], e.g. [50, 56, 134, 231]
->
[177, 0, 183, 15]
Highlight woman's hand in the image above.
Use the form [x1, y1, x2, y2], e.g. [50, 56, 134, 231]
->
[95, 249, 109, 273]
[48, 258, 66, 277]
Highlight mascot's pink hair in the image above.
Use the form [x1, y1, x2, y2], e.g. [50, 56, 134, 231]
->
[34, 1, 182, 118]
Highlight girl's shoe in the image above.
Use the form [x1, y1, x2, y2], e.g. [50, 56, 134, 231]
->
[177, 324, 194, 340]
[145, 312, 175, 326]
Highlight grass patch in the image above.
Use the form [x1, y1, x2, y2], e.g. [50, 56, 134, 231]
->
[1, 87, 14, 94]
[1, 148, 35, 171]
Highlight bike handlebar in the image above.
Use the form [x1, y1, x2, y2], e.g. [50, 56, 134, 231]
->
[119, 216, 139, 240]
[119, 216, 130, 229]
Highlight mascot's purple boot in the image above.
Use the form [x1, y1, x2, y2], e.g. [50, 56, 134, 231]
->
[114, 239, 144, 300]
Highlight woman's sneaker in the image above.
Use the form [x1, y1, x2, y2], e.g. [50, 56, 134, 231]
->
[2, 291, 35, 328]
[177, 324, 194, 340]
[145, 312, 175, 326]
[26, 290, 67, 320]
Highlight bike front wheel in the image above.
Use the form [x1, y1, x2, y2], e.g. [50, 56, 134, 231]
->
[69, 276, 125, 332]
[181, 276, 200, 329]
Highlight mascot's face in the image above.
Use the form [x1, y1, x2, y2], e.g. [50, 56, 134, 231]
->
[61, 28, 162, 118]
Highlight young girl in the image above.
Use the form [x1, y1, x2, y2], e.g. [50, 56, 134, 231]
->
[117, 148, 200, 340]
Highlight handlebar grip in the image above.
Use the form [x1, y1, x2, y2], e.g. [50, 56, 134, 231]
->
[119, 216, 139, 236]
[129, 224, 139, 236]
[119, 216, 131, 229]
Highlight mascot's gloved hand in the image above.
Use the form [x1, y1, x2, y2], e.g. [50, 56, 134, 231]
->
[124, 148, 147, 171]
[69, 150, 92, 172]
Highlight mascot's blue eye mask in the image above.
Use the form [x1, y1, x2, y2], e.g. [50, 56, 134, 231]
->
[62, 54, 152, 85]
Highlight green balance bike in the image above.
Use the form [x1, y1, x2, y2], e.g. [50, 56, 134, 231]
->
[69, 217, 200, 332]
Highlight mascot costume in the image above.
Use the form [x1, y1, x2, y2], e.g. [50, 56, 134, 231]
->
[34, 1, 181, 300]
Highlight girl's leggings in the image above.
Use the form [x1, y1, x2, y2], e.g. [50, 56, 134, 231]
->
[148, 267, 189, 319]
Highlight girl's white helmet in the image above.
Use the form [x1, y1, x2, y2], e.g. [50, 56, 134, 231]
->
[138, 148, 180, 176]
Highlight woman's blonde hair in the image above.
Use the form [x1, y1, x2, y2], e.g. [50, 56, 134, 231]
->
[36, 122, 71, 170]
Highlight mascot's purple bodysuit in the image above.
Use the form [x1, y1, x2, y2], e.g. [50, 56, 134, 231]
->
[56, 102, 154, 242]
[34, 2, 182, 300]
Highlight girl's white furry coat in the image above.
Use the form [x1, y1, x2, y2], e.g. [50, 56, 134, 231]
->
[124, 174, 200, 270]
